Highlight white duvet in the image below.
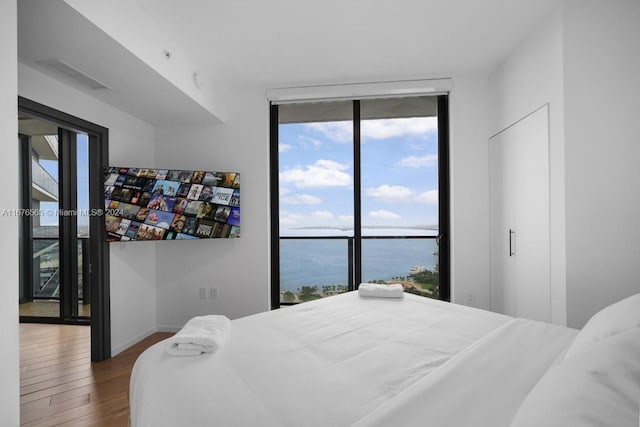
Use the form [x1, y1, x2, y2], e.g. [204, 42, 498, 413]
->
[130, 292, 576, 427]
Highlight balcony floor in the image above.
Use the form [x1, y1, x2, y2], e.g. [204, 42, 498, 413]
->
[19, 300, 90, 318]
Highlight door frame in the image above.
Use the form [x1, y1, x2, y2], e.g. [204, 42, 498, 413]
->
[18, 96, 112, 362]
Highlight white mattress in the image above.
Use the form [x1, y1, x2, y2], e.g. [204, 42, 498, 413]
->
[130, 292, 577, 427]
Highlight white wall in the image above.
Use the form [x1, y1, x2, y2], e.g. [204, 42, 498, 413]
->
[0, 1, 20, 424]
[449, 74, 491, 310]
[488, 8, 566, 325]
[18, 63, 159, 355]
[154, 83, 269, 329]
[563, 0, 640, 328]
[489, 0, 640, 328]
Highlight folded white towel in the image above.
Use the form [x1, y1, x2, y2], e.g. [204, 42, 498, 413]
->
[358, 283, 404, 298]
[166, 315, 230, 357]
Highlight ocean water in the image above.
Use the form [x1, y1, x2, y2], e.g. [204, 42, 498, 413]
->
[279, 238, 438, 292]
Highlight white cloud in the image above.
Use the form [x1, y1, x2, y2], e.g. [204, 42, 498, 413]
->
[304, 122, 352, 143]
[397, 154, 438, 168]
[315, 159, 348, 170]
[311, 210, 334, 219]
[279, 143, 294, 152]
[415, 190, 438, 204]
[298, 135, 323, 148]
[280, 159, 351, 188]
[366, 185, 413, 202]
[369, 209, 401, 220]
[278, 210, 340, 228]
[279, 188, 291, 196]
[361, 117, 437, 140]
[281, 194, 322, 205]
[366, 185, 438, 205]
[279, 210, 305, 226]
[338, 215, 354, 223]
[303, 117, 437, 144]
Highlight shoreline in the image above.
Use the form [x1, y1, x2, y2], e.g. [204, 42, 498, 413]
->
[280, 279, 436, 303]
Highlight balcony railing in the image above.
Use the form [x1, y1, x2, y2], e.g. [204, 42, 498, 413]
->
[278, 236, 439, 304]
[31, 158, 58, 202]
[32, 237, 90, 303]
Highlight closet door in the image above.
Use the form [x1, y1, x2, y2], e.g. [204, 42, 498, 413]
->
[512, 106, 550, 321]
[489, 130, 516, 316]
[490, 105, 550, 322]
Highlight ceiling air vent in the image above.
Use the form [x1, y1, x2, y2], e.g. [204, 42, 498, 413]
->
[37, 59, 111, 90]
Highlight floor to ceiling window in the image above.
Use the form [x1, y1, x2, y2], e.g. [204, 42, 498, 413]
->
[270, 95, 449, 308]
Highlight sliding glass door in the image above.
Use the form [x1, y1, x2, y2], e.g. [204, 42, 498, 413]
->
[271, 95, 449, 307]
[18, 97, 111, 361]
[19, 115, 92, 321]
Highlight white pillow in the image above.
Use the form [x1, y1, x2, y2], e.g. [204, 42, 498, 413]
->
[564, 292, 640, 360]
[510, 328, 640, 427]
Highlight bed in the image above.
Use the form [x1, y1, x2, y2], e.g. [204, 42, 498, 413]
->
[130, 290, 640, 427]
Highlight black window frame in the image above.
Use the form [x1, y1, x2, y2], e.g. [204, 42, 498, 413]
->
[269, 95, 450, 309]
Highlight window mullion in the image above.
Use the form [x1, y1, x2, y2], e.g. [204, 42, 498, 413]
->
[270, 104, 281, 309]
[352, 100, 362, 290]
[436, 95, 450, 302]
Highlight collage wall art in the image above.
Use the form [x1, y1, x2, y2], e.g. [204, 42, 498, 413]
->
[104, 167, 240, 241]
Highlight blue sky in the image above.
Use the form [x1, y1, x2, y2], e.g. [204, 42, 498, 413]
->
[279, 117, 439, 236]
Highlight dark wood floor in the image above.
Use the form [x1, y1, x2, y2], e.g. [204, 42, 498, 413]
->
[19, 323, 172, 426]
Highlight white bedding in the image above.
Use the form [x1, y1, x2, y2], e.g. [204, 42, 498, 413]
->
[353, 318, 576, 427]
[130, 292, 577, 427]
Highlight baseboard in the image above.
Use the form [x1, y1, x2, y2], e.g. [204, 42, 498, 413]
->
[156, 325, 181, 333]
[111, 327, 157, 356]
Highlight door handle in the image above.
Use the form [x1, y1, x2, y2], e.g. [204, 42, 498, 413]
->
[509, 229, 515, 256]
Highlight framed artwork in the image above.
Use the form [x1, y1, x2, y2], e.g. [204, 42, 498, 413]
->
[104, 167, 240, 241]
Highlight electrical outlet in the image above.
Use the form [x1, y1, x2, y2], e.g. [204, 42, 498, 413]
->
[209, 287, 218, 300]
[199, 288, 207, 299]
[466, 294, 474, 306]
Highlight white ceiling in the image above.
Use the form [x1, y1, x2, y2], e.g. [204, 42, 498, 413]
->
[135, 0, 562, 87]
[18, 0, 562, 125]
[18, 0, 218, 125]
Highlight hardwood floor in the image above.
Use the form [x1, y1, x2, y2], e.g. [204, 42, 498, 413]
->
[19, 323, 172, 426]
[19, 301, 91, 318]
